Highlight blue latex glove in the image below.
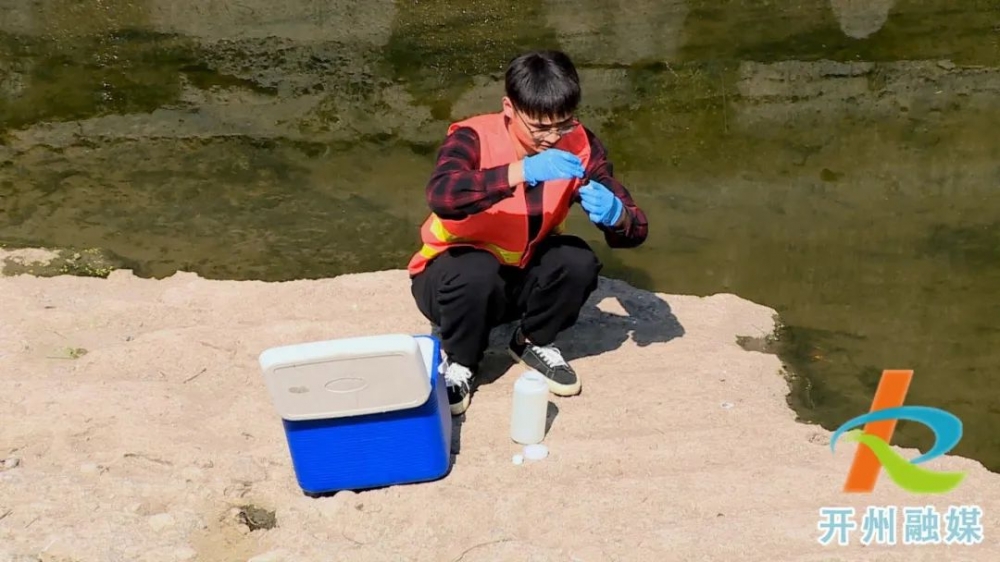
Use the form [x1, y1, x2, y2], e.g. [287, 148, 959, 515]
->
[578, 180, 624, 226]
[522, 149, 584, 186]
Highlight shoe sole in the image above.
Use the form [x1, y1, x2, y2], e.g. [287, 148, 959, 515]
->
[508, 350, 582, 397]
[449, 393, 470, 416]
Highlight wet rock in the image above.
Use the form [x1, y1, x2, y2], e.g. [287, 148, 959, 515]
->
[737, 60, 874, 100]
[450, 67, 632, 133]
[450, 74, 503, 119]
[0, 248, 60, 276]
[0, 247, 129, 279]
[543, 0, 690, 65]
[236, 504, 277, 531]
[0, 1, 32, 34]
[147, 0, 396, 46]
[0, 60, 27, 99]
[733, 59, 1000, 134]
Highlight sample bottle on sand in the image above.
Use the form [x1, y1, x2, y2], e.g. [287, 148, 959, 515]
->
[510, 370, 549, 445]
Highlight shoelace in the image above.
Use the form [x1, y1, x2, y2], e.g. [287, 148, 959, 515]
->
[442, 361, 472, 389]
[531, 344, 567, 368]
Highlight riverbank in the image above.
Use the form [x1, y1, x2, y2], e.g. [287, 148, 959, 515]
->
[1, 256, 998, 561]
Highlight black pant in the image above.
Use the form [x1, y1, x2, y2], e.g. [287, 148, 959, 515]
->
[410, 235, 603, 369]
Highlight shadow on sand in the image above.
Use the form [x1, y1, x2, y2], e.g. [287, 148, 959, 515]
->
[443, 275, 685, 456]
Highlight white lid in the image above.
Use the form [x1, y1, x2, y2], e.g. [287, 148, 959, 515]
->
[515, 370, 549, 393]
[258, 334, 435, 421]
[523, 444, 549, 460]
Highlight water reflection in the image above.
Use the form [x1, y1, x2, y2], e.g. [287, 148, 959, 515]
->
[0, 0, 149, 36]
[1, 0, 1000, 472]
[830, 0, 896, 39]
[147, 0, 395, 43]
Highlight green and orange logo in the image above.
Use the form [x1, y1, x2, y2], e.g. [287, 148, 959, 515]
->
[830, 369, 966, 495]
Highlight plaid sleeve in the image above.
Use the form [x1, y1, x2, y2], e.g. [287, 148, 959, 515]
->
[583, 127, 649, 248]
[425, 126, 516, 219]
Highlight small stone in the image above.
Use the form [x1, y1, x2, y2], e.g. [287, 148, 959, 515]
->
[721, 402, 735, 409]
[149, 513, 176, 532]
[0, 457, 20, 470]
[937, 60, 956, 70]
[512, 454, 524, 465]
[808, 432, 830, 446]
[236, 505, 276, 531]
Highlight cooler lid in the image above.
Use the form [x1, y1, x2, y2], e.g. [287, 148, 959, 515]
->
[258, 333, 435, 421]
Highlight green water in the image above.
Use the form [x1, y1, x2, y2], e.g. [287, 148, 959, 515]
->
[2, 0, 999, 471]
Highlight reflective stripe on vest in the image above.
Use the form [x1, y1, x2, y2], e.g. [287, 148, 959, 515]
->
[418, 215, 524, 265]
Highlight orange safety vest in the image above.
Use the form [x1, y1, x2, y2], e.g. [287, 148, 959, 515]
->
[407, 112, 591, 276]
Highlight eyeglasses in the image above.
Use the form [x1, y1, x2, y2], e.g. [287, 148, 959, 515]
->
[514, 111, 579, 138]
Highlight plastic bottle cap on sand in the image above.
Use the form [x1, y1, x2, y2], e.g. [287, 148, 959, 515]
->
[523, 444, 548, 461]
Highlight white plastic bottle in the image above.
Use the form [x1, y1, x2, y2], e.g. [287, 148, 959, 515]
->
[510, 370, 549, 445]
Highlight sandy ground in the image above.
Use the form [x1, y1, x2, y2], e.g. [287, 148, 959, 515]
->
[1, 254, 999, 562]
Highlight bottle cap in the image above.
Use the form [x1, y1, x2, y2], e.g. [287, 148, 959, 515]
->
[517, 370, 548, 391]
[523, 444, 548, 461]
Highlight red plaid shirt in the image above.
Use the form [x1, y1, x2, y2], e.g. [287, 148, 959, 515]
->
[424, 124, 648, 248]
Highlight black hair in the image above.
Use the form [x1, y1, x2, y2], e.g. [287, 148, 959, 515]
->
[504, 50, 581, 120]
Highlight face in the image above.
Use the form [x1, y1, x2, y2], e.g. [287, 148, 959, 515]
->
[502, 97, 579, 152]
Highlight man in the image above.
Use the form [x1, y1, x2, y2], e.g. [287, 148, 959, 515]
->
[407, 49, 648, 416]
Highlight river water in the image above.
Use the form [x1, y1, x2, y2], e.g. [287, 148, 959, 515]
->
[2, 0, 999, 471]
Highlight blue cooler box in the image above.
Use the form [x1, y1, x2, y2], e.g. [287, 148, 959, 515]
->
[258, 334, 452, 495]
